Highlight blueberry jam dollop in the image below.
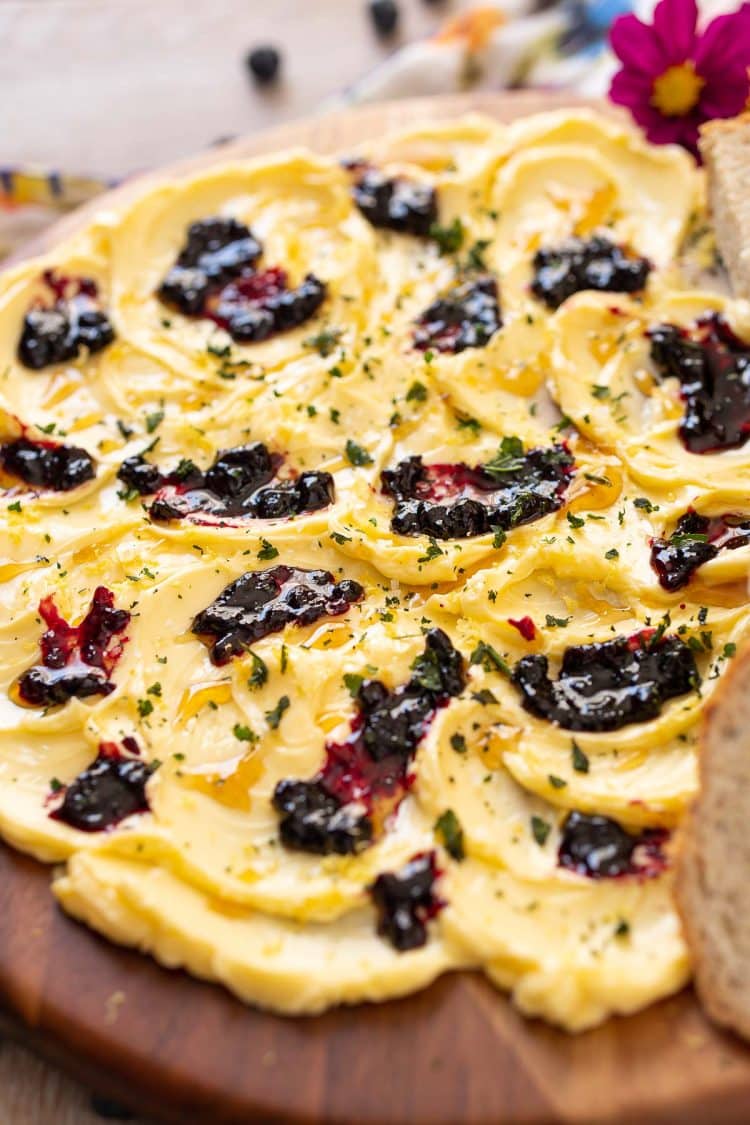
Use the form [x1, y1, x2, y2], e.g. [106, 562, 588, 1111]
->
[381, 440, 574, 540]
[157, 217, 326, 343]
[346, 163, 438, 237]
[0, 435, 95, 492]
[530, 236, 651, 310]
[117, 441, 334, 523]
[650, 509, 750, 591]
[649, 315, 750, 453]
[15, 586, 130, 708]
[192, 566, 364, 665]
[18, 270, 115, 370]
[369, 851, 444, 951]
[558, 811, 669, 880]
[511, 630, 699, 732]
[413, 275, 501, 353]
[272, 629, 465, 855]
[51, 738, 157, 832]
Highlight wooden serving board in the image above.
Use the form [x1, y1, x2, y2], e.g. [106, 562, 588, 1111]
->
[3, 91, 750, 1125]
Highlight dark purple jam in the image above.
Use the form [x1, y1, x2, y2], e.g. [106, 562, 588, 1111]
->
[369, 851, 444, 951]
[117, 441, 334, 523]
[17, 270, 115, 370]
[511, 631, 699, 732]
[50, 738, 156, 832]
[157, 217, 326, 343]
[15, 587, 130, 708]
[413, 274, 501, 353]
[192, 566, 364, 665]
[272, 629, 465, 855]
[347, 164, 437, 237]
[558, 811, 669, 880]
[649, 316, 750, 453]
[650, 509, 750, 591]
[0, 434, 95, 492]
[531, 236, 651, 310]
[381, 442, 574, 539]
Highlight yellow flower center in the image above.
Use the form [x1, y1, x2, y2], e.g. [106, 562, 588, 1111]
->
[650, 61, 705, 117]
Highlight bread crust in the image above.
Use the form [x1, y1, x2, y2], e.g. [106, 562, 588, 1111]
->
[700, 113, 750, 299]
[675, 641, 750, 1040]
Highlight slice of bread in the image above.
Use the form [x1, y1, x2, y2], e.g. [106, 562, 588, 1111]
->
[676, 644, 750, 1039]
[700, 113, 750, 299]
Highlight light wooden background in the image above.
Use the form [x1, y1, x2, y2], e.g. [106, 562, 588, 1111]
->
[0, 1, 473, 1122]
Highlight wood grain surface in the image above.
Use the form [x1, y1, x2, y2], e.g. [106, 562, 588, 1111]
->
[3, 90, 750, 1125]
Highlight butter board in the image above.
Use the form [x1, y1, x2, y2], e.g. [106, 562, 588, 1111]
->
[2, 91, 750, 1125]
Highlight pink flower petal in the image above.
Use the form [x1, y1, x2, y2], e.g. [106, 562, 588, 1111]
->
[695, 4, 750, 77]
[651, 0, 699, 64]
[609, 69, 653, 115]
[700, 77, 750, 120]
[610, 13, 668, 75]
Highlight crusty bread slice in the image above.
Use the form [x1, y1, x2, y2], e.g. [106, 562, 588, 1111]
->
[676, 643, 750, 1039]
[700, 113, 750, 299]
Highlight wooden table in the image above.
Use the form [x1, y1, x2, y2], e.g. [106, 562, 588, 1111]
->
[0, 0, 470, 177]
[0, 4, 475, 1121]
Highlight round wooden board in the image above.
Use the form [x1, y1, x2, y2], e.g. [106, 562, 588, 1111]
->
[2, 91, 750, 1125]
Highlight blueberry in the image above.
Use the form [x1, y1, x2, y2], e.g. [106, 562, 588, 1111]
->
[52, 753, 156, 832]
[369, 0, 399, 36]
[413, 275, 501, 353]
[1, 437, 95, 492]
[370, 852, 440, 951]
[531, 236, 650, 310]
[511, 632, 699, 732]
[272, 779, 373, 855]
[246, 45, 281, 85]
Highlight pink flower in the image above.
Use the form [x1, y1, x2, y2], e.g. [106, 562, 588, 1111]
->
[609, 0, 750, 157]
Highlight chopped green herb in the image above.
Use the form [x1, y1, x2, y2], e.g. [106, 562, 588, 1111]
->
[470, 640, 510, 676]
[571, 740, 589, 773]
[406, 380, 428, 403]
[464, 238, 491, 271]
[304, 327, 342, 357]
[410, 646, 444, 692]
[450, 732, 467, 754]
[329, 530, 352, 545]
[531, 816, 551, 846]
[233, 723, 257, 743]
[456, 414, 481, 435]
[418, 537, 444, 563]
[247, 652, 268, 690]
[471, 688, 498, 705]
[257, 538, 279, 561]
[484, 435, 525, 478]
[435, 809, 465, 861]
[491, 526, 507, 550]
[429, 217, 465, 255]
[345, 439, 373, 467]
[265, 695, 290, 730]
[343, 672, 364, 697]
